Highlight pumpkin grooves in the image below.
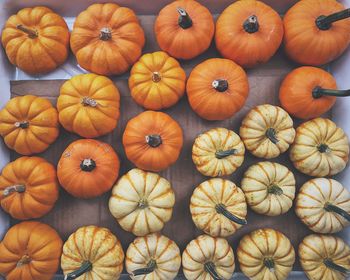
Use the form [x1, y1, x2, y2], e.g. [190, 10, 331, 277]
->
[16, 254, 31, 267]
[243, 15, 259, 33]
[265, 128, 279, 144]
[204, 261, 222, 280]
[177, 7, 193, 29]
[316, 8, 350, 30]
[212, 79, 229, 92]
[16, 24, 38, 38]
[146, 134, 162, 147]
[131, 259, 157, 276]
[324, 258, 350, 275]
[64, 261, 93, 280]
[80, 159, 96, 172]
[312, 87, 350, 98]
[99, 27, 112, 41]
[264, 257, 275, 271]
[324, 203, 350, 221]
[215, 203, 247, 225]
[268, 184, 283, 195]
[152, 72, 162, 83]
[14, 121, 29, 129]
[3, 184, 26, 197]
[215, 149, 237, 159]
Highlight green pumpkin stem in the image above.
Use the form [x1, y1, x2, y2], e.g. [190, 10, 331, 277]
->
[324, 258, 350, 275]
[64, 261, 93, 280]
[268, 184, 283, 196]
[212, 79, 229, 92]
[204, 262, 223, 280]
[243, 15, 259, 33]
[215, 149, 237, 159]
[312, 87, 350, 98]
[215, 203, 247, 225]
[324, 203, 350, 222]
[16, 24, 38, 38]
[3, 184, 26, 197]
[316, 9, 350, 30]
[146, 134, 162, 148]
[131, 259, 157, 277]
[318, 144, 331, 153]
[264, 258, 275, 271]
[265, 128, 279, 144]
[14, 121, 29, 129]
[177, 7, 193, 29]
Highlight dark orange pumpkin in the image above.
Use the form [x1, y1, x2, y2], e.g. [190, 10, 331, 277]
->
[186, 58, 249, 121]
[284, 0, 350, 66]
[154, 0, 214, 60]
[57, 139, 120, 199]
[122, 111, 183, 172]
[279, 66, 350, 119]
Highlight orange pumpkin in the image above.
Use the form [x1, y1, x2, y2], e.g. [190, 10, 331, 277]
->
[123, 111, 183, 172]
[1, 6, 69, 74]
[129, 51, 186, 110]
[70, 3, 145, 76]
[0, 95, 59, 155]
[58, 74, 120, 138]
[284, 0, 350, 66]
[279, 66, 349, 120]
[186, 58, 249, 121]
[57, 139, 120, 199]
[215, 0, 284, 68]
[0, 221, 62, 280]
[0, 156, 58, 220]
[154, 0, 214, 60]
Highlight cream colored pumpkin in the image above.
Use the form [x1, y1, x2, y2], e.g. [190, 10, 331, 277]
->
[61, 225, 124, 280]
[237, 228, 295, 280]
[182, 235, 235, 280]
[299, 234, 350, 280]
[290, 118, 349, 177]
[240, 104, 295, 159]
[109, 168, 175, 236]
[295, 178, 350, 234]
[192, 127, 245, 177]
[241, 162, 296, 216]
[126, 233, 181, 280]
[190, 178, 247, 237]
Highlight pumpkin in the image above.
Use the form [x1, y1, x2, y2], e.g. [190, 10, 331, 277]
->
[70, 3, 145, 76]
[190, 178, 247, 237]
[1, 6, 69, 74]
[186, 58, 249, 121]
[295, 178, 350, 234]
[0, 95, 59, 155]
[299, 234, 350, 280]
[58, 74, 120, 138]
[61, 225, 124, 280]
[237, 228, 295, 280]
[128, 51, 186, 110]
[279, 66, 350, 120]
[122, 111, 183, 172]
[241, 161, 296, 216]
[192, 127, 245, 177]
[182, 234, 235, 280]
[154, 0, 214, 60]
[0, 221, 62, 280]
[109, 168, 175, 236]
[126, 233, 181, 280]
[240, 104, 295, 159]
[290, 118, 349, 177]
[57, 139, 120, 199]
[284, 0, 350, 66]
[0, 156, 58, 220]
[215, 0, 284, 68]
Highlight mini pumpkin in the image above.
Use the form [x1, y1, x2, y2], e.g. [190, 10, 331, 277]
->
[122, 111, 183, 172]
[299, 234, 350, 280]
[290, 118, 349, 177]
[129, 51, 186, 110]
[61, 225, 124, 280]
[1, 6, 69, 74]
[284, 0, 350, 66]
[57, 139, 120, 199]
[70, 3, 145, 75]
[0, 156, 58, 220]
[58, 74, 120, 138]
[237, 228, 295, 280]
[296, 178, 350, 234]
[109, 168, 175, 236]
[279, 66, 350, 120]
[190, 178, 247, 237]
[240, 104, 295, 159]
[0, 221, 62, 280]
[215, 0, 284, 68]
[0, 95, 59, 155]
[187, 58, 249, 121]
[241, 162, 296, 216]
[182, 234, 235, 280]
[126, 233, 181, 280]
[154, 0, 214, 60]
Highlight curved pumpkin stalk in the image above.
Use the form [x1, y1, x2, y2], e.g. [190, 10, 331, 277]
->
[64, 261, 93, 280]
[316, 8, 350, 30]
[324, 203, 350, 222]
[215, 149, 237, 159]
[16, 24, 37, 38]
[204, 261, 223, 280]
[131, 259, 157, 277]
[177, 7, 193, 29]
[243, 15, 259, 33]
[3, 184, 25, 197]
[265, 128, 279, 144]
[324, 259, 350, 275]
[215, 203, 247, 225]
[312, 87, 350, 98]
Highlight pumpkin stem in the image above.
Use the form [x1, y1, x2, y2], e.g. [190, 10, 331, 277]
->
[16, 255, 31, 267]
[16, 24, 38, 38]
[81, 97, 98, 107]
[264, 258, 275, 272]
[177, 7, 193, 29]
[215, 149, 237, 159]
[138, 198, 148, 209]
[243, 15, 259, 33]
[100, 27, 112, 41]
[204, 262, 223, 280]
[146, 134, 162, 148]
[80, 159, 96, 172]
[212, 79, 229, 92]
[312, 87, 350, 98]
[265, 128, 279, 144]
[131, 259, 157, 276]
[64, 261, 93, 280]
[152, 72, 162, 83]
[318, 143, 331, 153]
[215, 203, 247, 225]
[267, 184, 283, 195]
[3, 184, 26, 197]
[324, 203, 350, 222]
[14, 121, 29, 129]
[316, 8, 350, 30]
[324, 258, 350, 275]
